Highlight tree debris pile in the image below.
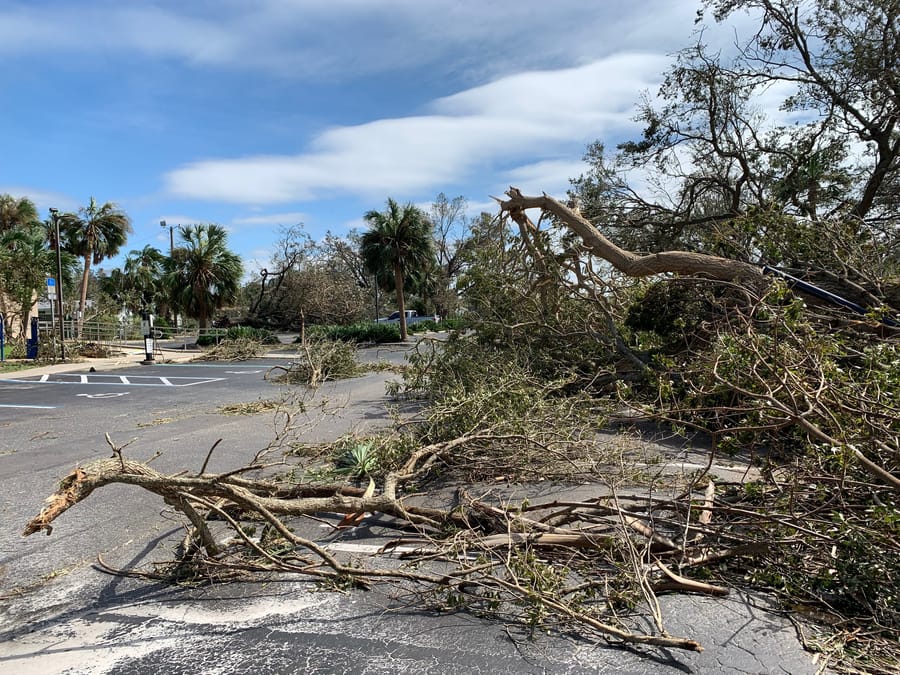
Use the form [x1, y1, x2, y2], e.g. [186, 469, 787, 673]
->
[195, 337, 265, 361]
[265, 338, 363, 387]
[22, 434, 738, 655]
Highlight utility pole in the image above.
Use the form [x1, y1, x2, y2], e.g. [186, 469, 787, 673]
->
[49, 208, 66, 360]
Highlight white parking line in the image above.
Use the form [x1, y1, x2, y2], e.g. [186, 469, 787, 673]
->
[0, 403, 57, 409]
[1, 374, 224, 387]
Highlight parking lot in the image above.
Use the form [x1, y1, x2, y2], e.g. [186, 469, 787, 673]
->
[0, 361, 287, 413]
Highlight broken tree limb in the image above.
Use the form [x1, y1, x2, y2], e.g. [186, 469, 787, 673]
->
[497, 187, 764, 283]
[652, 561, 729, 597]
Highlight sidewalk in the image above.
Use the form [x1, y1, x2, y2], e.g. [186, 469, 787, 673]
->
[1, 347, 198, 378]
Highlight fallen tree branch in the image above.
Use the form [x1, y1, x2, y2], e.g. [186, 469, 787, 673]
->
[497, 187, 763, 283]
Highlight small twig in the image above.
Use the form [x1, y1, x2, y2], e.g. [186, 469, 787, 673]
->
[199, 439, 224, 476]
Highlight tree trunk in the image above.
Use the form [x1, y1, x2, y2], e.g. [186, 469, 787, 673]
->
[78, 253, 92, 339]
[498, 188, 764, 283]
[394, 263, 408, 341]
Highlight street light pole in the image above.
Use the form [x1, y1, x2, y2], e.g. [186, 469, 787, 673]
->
[160, 219, 174, 257]
[49, 208, 66, 361]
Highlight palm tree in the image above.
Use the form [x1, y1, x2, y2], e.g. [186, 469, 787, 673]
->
[166, 224, 242, 330]
[0, 194, 39, 233]
[62, 197, 132, 337]
[360, 198, 434, 341]
[124, 245, 166, 312]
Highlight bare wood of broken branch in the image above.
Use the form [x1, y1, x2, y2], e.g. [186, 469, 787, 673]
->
[498, 187, 763, 284]
[652, 560, 729, 597]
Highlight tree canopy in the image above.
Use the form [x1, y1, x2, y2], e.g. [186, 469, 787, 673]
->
[166, 224, 243, 330]
[360, 198, 435, 341]
[60, 197, 132, 337]
[570, 0, 900, 310]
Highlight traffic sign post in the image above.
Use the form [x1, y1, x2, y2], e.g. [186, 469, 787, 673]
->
[47, 277, 57, 299]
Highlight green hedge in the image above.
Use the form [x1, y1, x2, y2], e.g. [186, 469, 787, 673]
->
[408, 320, 440, 333]
[306, 322, 400, 344]
[441, 318, 467, 331]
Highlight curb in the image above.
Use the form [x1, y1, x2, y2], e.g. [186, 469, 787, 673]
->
[1, 349, 199, 378]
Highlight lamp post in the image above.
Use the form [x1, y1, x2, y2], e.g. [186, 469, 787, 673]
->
[160, 219, 174, 257]
[49, 208, 66, 361]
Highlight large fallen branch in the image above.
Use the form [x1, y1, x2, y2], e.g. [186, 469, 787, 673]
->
[22, 438, 728, 654]
[497, 187, 764, 283]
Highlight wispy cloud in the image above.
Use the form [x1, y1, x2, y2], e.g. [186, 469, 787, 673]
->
[163, 53, 667, 205]
[0, 186, 79, 214]
[502, 159, 591, 197]
[0, 1, 698, 81]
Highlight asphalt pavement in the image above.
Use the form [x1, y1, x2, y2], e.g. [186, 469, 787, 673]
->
[0, 342, 823, 674]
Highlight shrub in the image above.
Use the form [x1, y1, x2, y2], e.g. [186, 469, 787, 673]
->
[305, 322, 400, 344]
[440, 317, 467, 331]
[408, 320, 441, 333]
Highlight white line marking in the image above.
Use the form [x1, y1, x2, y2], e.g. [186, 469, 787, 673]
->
[0, 403, 57, 409]
[40, 374, 50, 382]
[1, 375, 225, 387]
[120, 376, 131, 384]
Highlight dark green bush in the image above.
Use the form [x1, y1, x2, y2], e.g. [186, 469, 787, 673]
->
[305, 322, 400, 344]
[408, 320, 441, 333]
[440, 318, 467, 331]
[153, 317, 173, 339]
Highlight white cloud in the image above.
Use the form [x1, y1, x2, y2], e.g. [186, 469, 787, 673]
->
[501, 159, 591, 198]
[164, 53, 666, 205]
[244, 248, 273, 276]
[0, 186, 79, 214]
[0, 1, 699, 81]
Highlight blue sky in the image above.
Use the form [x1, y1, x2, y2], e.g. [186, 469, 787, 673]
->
[0, 0, 735, 278]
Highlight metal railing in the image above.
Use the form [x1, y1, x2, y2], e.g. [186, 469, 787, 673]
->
[35, 320, 208, 347]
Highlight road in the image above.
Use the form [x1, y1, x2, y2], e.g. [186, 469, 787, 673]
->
[0, 345, 820, 674]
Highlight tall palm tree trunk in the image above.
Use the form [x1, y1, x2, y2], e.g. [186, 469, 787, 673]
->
[394, 263, 408, 341]
[78, 253, 92, 339]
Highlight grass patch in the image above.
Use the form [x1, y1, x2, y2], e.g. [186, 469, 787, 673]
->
[0, 360, 34, 374]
